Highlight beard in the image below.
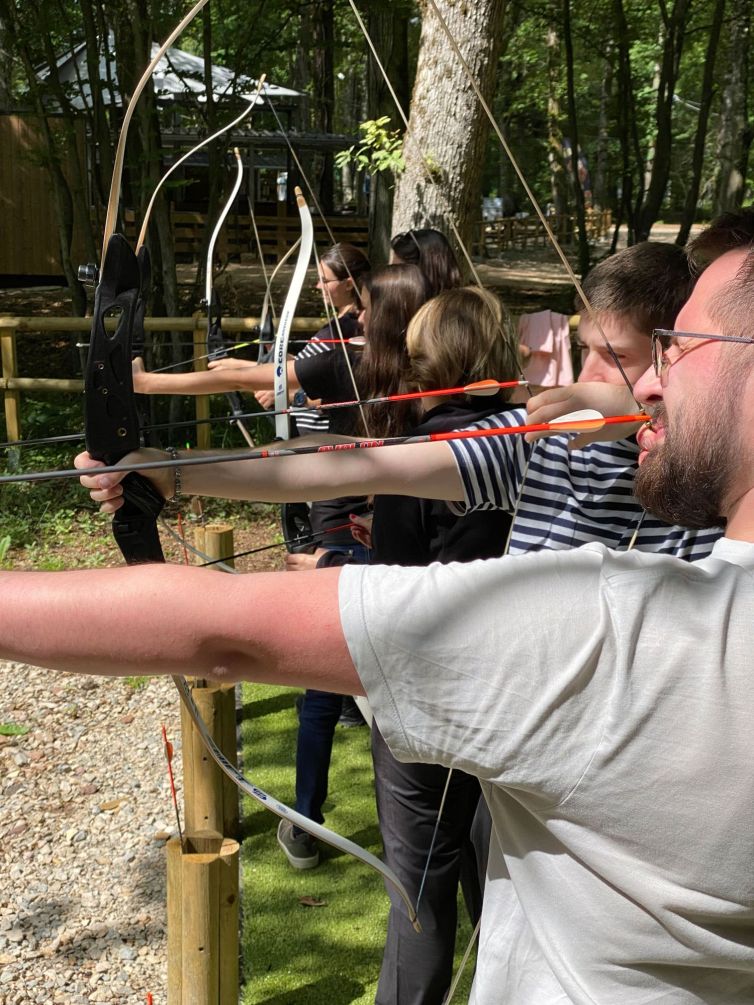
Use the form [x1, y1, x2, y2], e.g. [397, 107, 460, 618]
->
[634, 400, 730, 530]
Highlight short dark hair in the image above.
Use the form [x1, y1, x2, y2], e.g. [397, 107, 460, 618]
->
[575, 242, 694, 335]
[687, 209, 754, 273]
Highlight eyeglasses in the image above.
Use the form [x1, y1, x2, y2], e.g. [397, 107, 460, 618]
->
[651, 328, 754, 384]
[317, 276, 344, 285]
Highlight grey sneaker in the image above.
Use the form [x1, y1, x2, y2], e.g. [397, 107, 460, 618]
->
[277, 819, 319, 870]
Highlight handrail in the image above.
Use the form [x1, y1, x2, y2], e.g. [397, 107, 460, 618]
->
[0, 315, 327, 443]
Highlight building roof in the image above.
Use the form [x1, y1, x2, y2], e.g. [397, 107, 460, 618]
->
[40, 36, 301, 111]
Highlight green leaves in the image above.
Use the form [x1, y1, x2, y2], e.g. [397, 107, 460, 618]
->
[335, 116, 406, 178]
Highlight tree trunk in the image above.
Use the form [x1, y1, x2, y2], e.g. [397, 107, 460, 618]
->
[546, 27, 569, 215]
[192, 6, 224, 305]
[79, 0, 114, 224]
[562, 0, 590, 275]
[115, 0, 179, 360]
[612, 0, 645, 245]
[366, 0, 411, 264]
[713, 0, 752, 214]
[676, 0, 725, 246]
[635, 0, 692, 242]
[311, 0, 336, 213]
[592, 46, 614, 210]
[392, 0, 507, 270]
[0, 16, 15, 108]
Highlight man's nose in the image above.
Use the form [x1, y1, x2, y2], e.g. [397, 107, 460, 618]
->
[578, 352, 603, 383]
[633, 364, 663, 406]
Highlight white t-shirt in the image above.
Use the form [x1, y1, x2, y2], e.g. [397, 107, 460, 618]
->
[339, 538, 754, 1004]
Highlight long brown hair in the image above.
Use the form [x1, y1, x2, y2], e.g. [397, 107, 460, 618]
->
[390, 228, 462, 297]
[357, 264, 431, 437]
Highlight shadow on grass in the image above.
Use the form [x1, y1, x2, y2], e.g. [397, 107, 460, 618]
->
[244, 975, 366, 1005]
[239, 691, 298, 721]
[238, 804, 382, 852]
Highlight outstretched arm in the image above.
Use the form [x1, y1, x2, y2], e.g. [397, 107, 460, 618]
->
[0, 565, 359, 693]
[132, 358, 300, 396]
[77, 437, 465, 514]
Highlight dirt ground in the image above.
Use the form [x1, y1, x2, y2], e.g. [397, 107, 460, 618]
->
[0, 243, 579, 318]
[0, 244, 580, 381]
[0, 219, 692, 322]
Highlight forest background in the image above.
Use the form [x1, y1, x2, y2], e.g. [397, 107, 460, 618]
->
[0, 0, 750, 316]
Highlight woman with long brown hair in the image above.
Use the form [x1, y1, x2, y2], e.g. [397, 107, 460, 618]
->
[338, 287, 521, 1005]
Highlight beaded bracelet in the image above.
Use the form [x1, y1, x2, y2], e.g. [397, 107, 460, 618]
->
[166, 446, 182, 499]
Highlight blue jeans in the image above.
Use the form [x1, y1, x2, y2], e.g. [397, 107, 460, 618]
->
[293, 543, 370, 833]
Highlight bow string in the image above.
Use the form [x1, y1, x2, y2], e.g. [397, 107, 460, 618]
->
[79, 1, 420, 932]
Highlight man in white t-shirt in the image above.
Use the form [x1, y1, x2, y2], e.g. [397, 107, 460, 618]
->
[5, 234, 754, 1002]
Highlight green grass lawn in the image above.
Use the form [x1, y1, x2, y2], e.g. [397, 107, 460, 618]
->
[238, 683, 474, 1004]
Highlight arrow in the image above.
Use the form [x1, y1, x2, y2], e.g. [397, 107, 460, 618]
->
[0, 381, 523, 452]
[0, 412, 651, 486]
[161, 723, 183, 844]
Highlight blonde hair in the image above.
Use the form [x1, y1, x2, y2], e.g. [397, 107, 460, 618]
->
[405, 286, 521, 395]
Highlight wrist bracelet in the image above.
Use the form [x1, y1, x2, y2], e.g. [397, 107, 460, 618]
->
[166, 446, 182, 498]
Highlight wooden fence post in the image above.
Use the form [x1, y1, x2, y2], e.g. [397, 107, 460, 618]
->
[1, 321, 21, 441]
[183, 521, 239, 839]
[167, 832, 239, 1005]
[180, 683, 240, 838]
[193, 313, 212, 451]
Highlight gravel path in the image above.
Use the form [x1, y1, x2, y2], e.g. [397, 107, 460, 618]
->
[0, 664, 182, 1004]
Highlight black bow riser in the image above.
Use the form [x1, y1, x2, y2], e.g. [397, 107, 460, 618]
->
[85, 234, 166, 565]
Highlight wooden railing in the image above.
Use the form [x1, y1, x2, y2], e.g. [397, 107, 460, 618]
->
[122, 209, 368, 261]
[0, 315, 326, 445]
[473, 209, 612, 256]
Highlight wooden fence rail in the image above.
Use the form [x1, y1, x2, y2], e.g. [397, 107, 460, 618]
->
[122, 209, 369, 261]
[473, 209, 612, 257]
[0, 315, 326, 444]
[1, 310, 586, 444]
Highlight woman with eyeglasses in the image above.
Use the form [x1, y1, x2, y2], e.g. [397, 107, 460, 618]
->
[133, 242, 370, 429]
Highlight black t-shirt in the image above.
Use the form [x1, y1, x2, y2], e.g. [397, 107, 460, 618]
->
[292, 337, 368, 546]
[371, 397, 513, 565]
[318, 396, 514, 567]
[291, 313, 361, 438]
[293, 343, 364, 437]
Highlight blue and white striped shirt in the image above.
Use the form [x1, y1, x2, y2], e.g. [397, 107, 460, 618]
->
[447, 407, 722, 559]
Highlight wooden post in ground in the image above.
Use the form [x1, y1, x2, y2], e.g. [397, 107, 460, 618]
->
[166, 832, 240, 1005]
[193, 312, 211, 450]
[1, 321, 21, 441]
[180, 683, 240, 838]
[182, 521, 239, 837]
[193, 523, 235, 570]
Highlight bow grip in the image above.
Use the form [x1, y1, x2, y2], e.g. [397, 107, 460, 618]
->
[112, 471, 167, 565]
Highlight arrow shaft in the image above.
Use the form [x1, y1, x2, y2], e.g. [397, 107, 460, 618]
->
[0, 414, 650, 486]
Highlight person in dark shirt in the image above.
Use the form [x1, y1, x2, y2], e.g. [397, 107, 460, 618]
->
[278, 263, 432, 869]
[321, 286, 522, 1004]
